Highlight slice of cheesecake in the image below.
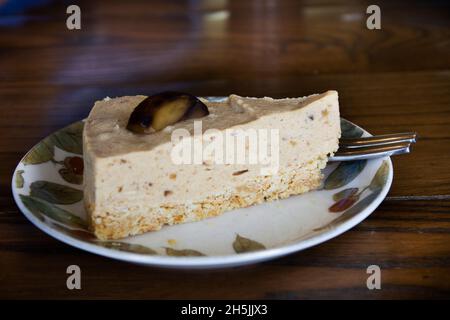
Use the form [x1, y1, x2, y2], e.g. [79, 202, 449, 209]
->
[83, 91, 341, 240]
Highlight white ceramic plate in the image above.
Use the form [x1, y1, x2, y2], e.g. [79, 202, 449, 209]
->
[11, 116, 392, 268]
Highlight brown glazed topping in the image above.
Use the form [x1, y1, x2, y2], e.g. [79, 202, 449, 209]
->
[126, 91, 209, 134]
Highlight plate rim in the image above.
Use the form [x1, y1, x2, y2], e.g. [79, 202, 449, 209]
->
[11, 118, 393, 268]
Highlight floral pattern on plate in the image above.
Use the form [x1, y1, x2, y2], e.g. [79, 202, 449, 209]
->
[11, 117, 393, 268]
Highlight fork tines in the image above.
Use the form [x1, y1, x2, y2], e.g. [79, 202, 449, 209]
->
[330, 132, 417, 161]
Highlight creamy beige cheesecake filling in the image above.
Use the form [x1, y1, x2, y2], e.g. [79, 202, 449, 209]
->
[83, 91, 341, 240]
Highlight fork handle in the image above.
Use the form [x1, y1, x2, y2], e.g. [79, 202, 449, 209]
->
[339, 132, 417, 147]
[329, 142, 411, 161]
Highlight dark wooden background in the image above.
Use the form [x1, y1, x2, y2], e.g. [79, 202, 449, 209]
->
[1, 0, 449, 299]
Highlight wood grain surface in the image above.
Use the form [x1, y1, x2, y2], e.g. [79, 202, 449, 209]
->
[0, 0, 449, 299]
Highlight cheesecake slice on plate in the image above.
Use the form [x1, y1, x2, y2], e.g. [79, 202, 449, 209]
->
[83, 91, 341, 240]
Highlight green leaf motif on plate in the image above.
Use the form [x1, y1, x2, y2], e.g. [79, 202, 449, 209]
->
[233, 234, 266, 253]
[165, 248, 205, 256]
[341, 119, 364, 138]
[328, 161, 389, 213]
[315, 191, 381, 233]
[59, 168, 83, 185]
[22, 139, 54, 165]
[21, 121, 84, 166]
[329, 188, 360, 213]
[324, 160, 367, 190]
[329, 195, 360, 213]
[49, 121, 84, 155]
[30, 180, 83, 204]
[332, 188, 359, 202]
[15, 170, 24, 188]
[46, 219, 93, 240]
[58, 156, 84, 185]
[97, 241, 157, 255]
[338, 190, 381, 218]
[19, 194, 87, 229]
[369, 161, 389, 191]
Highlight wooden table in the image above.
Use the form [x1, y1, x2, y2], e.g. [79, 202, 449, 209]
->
[1, 0, 449, 299]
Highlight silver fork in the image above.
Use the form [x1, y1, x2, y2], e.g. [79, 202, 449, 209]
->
[330, 132, 417, 161]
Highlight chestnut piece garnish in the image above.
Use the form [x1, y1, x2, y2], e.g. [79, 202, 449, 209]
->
[126, 91, 209, 134]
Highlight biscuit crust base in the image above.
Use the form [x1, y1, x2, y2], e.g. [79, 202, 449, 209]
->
[87, 157, 327, 240]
